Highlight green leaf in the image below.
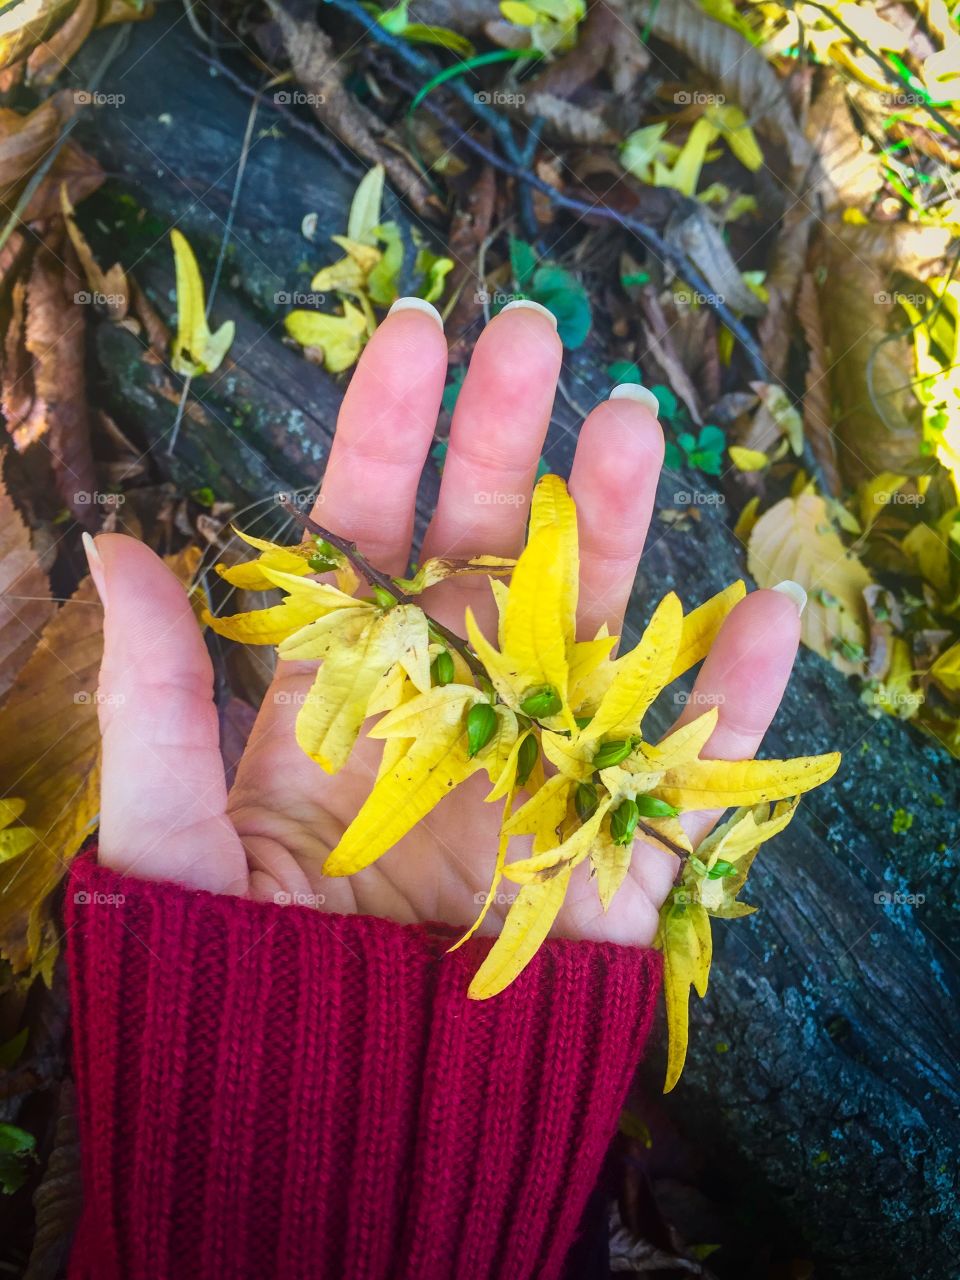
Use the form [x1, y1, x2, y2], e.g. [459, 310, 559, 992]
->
[509, 236, 538, 289]
[347, 163, 386, 244]
[607, 360, 643, 384]
[367, 222, 405, 307]
[650, 384, 678, 420]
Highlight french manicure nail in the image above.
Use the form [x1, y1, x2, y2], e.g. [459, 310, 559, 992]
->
[609, 383, 660, 416]
[772, 580, 806, 616]
[82, 532, 107, 607]
[387, 296, 444, 330]
[498, 299, 558, 329]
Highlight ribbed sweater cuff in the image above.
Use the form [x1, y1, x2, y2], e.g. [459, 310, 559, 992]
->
[66, 853, 661, 1280]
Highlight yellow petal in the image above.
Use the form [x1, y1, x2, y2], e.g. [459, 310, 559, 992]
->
[468, 867, 573, 999]
[295, 608, 434, 771]
[591, 824, 632, 911]
[658, 901, 712, 1092]
[657, 753, 840, 810]
[324, 691, 481, 874]
[503, 800, 611, 884]
[202, 595, 331, 645]
[641, 708, 718, 769]
[669, 582, 745, 681]
[501, 519, 576, 726]
[540, 728, 594, 780]
[278, 607, 375, 661]
[587, 593, 683, 740]
[501, 771, 571, 839]
[368, 682, 483, 739]
[260, 566, 365, 612]
[528, 473, 579, 644]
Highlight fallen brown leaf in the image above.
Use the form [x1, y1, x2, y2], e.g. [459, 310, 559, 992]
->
[0, 472, 54, 700]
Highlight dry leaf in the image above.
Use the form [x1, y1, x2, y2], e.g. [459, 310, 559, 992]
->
[23, 240, 97, 525]
[748, 493, 872, 675]
[0, 473, 54, 699]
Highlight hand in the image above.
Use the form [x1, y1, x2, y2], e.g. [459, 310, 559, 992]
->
[86, 300, 801, 946]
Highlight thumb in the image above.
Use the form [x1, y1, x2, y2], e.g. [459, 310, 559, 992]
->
[85, 533, 248, 894]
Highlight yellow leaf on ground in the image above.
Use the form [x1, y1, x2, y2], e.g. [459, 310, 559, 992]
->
[747, 494, 872, 675]
[657, 752, 840, 810]
[170, 229, 234, 376]
[0, 549, 198, 977]
[728, 446, 768, 472]
[285, 299, 369, 373]
[468, 867, 573, 999]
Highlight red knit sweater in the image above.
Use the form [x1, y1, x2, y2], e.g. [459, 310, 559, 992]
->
[65, 852, 662, 1279]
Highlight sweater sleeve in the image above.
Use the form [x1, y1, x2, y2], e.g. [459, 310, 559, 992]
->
[65, 851, 662, 1280]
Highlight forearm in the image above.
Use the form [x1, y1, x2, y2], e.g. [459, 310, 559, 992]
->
[66, 851, 661, 1280]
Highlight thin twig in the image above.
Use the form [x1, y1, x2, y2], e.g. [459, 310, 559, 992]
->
[637, 818, 690, 865]
[279, 499, 490, 685]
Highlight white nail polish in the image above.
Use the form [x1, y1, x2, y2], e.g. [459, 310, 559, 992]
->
[609, 384, 660, 416]
[82, 532, 107, 607]
[772, 580, 807, 616]
[498, 299, 558, 329]
[387, 297, 444, 330]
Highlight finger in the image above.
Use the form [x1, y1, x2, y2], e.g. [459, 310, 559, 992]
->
[314, 299, 448, 574]
[568, 389, 664, 639]
[420, 302, 562, 561]
[86, 533, 248, 894]
[632, 585, 803, 906]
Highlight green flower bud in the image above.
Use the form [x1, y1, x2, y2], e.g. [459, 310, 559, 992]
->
[516, 733, 539, 786]
[610, 798, 640, 846]
[707, 858, 738, 880]
[635, 794, 680, 818]
[575, 781, 599, 823]
[519, 686, 563, 718]
[592, 738, 634, 769]
[575, 715, 593, 730]
[431, 650, 455, 686]
[466, 702, 497, 757]
[372, 584, 397, 609]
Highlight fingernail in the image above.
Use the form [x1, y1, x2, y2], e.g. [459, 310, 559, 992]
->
[609, 383, 660, 416]
[82, 532, 107, 607]
[772, 580, 806, 616]
[498, 299, 558, 329]
[387, 297, 444, 330]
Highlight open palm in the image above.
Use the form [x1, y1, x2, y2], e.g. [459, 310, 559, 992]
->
[89, 300, 801, 947]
